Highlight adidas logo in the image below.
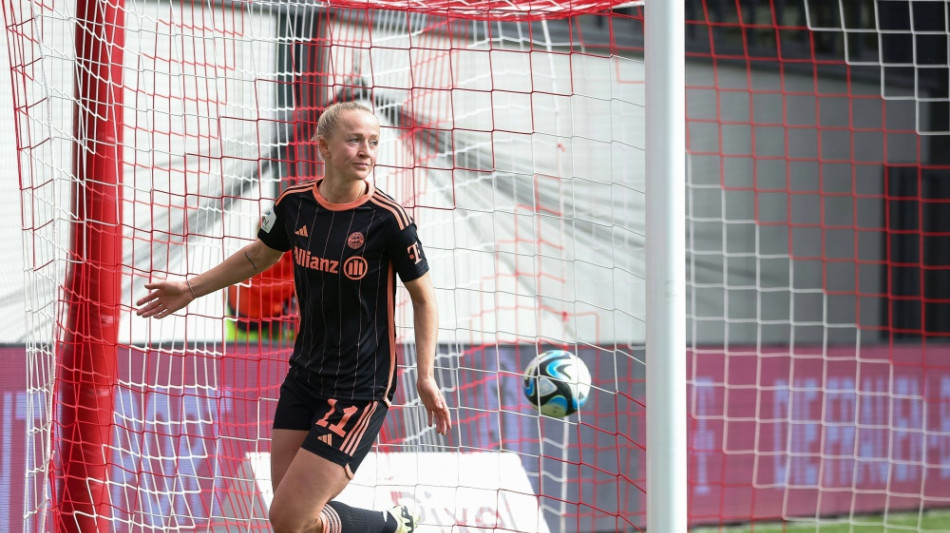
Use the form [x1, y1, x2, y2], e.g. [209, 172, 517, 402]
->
[295, 226, 309, 237]
[318, 433, 332, 446]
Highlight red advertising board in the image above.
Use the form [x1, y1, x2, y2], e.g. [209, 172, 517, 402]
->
[688, 345, 950, 522]
[1, 345, 949, 530]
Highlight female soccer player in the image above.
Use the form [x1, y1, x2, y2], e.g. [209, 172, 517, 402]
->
[137, 101, 451, 533]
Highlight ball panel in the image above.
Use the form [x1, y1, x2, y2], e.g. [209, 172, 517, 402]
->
[522, 350, 591, 418]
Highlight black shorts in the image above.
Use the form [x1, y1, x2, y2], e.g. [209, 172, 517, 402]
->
[273, 369, 388, 477]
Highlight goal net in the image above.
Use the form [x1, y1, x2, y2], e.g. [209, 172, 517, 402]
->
[684, 1, 950, 529]
[2, 0, 949, 532]
[2, 0, 640, 531]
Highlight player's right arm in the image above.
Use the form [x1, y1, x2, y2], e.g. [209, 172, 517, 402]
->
[136, 239, 284, 319]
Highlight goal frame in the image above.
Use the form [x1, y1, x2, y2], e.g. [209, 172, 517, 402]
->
[644, 1, 687, 530]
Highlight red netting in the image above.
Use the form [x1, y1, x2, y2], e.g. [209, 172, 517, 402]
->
[321, 0, 634, 20]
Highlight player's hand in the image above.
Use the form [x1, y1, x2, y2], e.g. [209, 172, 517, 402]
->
[417, 376, 451, 436]
[135, 280, 194, 319]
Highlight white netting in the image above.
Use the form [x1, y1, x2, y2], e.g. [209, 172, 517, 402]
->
[2, 1, 642, 531]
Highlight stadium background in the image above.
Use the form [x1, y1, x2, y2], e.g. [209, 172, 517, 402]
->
[1, 1, 950, 531]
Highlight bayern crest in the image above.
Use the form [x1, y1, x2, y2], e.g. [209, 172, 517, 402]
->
[347, 232, 365, 249]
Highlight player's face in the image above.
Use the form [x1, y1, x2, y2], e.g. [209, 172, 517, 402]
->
[322, 110, 380, 182]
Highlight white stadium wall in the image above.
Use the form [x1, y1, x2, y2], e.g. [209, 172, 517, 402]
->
[0, 39, 915, 347]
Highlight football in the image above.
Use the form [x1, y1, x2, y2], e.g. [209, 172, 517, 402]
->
[522, 350, 592, 418]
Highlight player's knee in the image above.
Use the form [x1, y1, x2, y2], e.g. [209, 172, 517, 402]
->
[267, 508, 292, 533]
[268, 501, 322, 533]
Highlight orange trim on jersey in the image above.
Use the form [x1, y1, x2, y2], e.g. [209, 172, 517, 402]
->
[313, 179, 375, 211]
[274, 181, 317, 206]
[369, 192, 412, 230]
[341, 401, 378, 456]
[384, 264, 397, 402]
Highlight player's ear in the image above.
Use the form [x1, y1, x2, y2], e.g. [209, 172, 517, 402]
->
[316, 136, 330, 160]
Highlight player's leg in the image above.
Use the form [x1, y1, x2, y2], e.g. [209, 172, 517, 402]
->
[269, 449, 418, 533]
[269, 394, 417, 533]
[268, 447, 350, 533]
[271, 428, 308, 491]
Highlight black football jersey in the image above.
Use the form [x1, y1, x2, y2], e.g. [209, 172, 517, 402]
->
[258, 179, 430, 401]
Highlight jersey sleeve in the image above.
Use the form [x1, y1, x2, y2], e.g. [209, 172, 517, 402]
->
[257, 204, 292, 252]
[388, 221, 430, 283]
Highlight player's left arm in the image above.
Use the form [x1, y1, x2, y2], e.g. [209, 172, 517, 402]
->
[404, 272, 452, 436]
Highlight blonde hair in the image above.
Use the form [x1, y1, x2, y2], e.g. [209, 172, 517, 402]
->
[315, 101, 375, 141]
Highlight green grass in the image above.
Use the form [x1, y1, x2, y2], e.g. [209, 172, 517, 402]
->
[690, 510, 950, 533]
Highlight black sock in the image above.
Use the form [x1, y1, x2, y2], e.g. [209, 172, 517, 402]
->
[320, 500, 398, 533]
